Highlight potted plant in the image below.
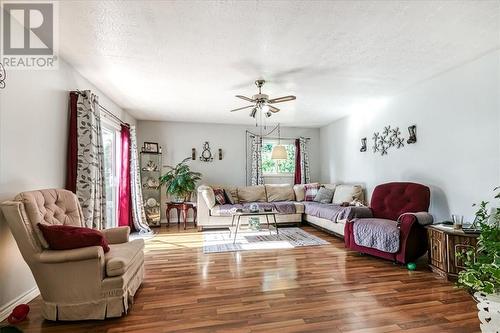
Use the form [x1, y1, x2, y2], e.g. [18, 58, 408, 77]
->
[457, 187, 500, 332]
[159, 157, 202, 203]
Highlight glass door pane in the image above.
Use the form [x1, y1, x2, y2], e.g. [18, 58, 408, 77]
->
[102, 123, 121, 228]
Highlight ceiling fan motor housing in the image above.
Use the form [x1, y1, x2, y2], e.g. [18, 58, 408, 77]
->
[252, 93, 269, 101]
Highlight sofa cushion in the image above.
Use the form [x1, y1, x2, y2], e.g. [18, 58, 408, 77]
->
[198, 185, 216, 209]
[322, 183, 337, 191]
[210, 204, 244, 216]
[37, 223, 110, 253]
[303, 202, 359, 222]
[105, 239, 144, 277]
[237, 185, 266, 203]
[304, 183, 320, 201]
[211, 185, 238, 203]
[313, 187, 334, 203]
[332, 185, 364, 204]
[293, 184, 306, 202]
[293, 202, 305, 214]
[213, 188, 227, 205]
[265, 184, 295, 202]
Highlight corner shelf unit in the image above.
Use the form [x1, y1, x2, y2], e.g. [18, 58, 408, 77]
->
[140, 152, 162, 227]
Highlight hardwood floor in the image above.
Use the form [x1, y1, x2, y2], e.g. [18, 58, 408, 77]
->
[5, 225, 479, 332]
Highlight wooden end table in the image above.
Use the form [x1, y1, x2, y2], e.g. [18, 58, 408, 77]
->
[426, 224, 479, 280]
[165, 202, 197, 230]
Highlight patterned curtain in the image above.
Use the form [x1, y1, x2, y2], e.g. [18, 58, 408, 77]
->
[129, 126, 152, 234]
[250, 136, 263, 185]
[76, 90, 107, 229]
[299, 137, 310, 184]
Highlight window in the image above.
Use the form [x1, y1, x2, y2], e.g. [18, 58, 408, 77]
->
[102, 120, 121, 228]
[262, 140, 295, 175]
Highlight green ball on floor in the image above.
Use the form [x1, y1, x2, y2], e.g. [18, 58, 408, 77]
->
[407, 262, 417, 271]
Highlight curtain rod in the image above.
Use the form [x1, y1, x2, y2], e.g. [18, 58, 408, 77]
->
[261, 136, 311, 141]
[245, 130, 310, 140]
[73, 90, 127, 126]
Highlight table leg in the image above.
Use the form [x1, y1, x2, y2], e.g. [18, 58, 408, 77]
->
[193, 207, 197, 227]
[177, 208, 181, 224]
[182, 207, 187, 230]
[166, 207, 170, 226]
[229, 215, 235, 237]
[266, 215, 271, 235]
[273, 214, 279, 235]
[233, 216, 241, 244]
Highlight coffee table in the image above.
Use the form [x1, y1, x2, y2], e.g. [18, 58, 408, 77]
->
[229, 210, 279, 244]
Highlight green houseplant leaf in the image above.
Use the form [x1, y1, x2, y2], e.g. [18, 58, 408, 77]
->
[457, 188, 500, 295]
[159, 157, 202, 202]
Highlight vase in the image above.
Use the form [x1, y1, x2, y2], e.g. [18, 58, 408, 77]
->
[474, 292, 500, 333]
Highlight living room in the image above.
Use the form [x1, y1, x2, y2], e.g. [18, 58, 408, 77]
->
[0, 1, 499, 332]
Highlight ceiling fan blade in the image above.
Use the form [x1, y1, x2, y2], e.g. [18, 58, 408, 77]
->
[230, 105, 254, 112]
[235, 95, 255, 103]
[268, 105, 280, 113]
[268, 95, 296, 104]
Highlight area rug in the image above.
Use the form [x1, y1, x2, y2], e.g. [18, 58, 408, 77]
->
[203, 227, 329, 253]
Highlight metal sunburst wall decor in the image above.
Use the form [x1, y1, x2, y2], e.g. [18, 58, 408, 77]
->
[372, 125, 405, 156]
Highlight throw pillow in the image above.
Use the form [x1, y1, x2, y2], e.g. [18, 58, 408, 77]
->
[313, 187, 334, 203]
[304, 183, 320, 201]
[37, 224, 110, 253]
[213, 188, 227, 205]
[224, 190, 235, 204]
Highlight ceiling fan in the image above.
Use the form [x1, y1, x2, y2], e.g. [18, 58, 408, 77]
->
[230, 79, 296, 118]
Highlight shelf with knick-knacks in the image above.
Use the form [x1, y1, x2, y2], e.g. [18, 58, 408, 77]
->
[140, 149, 162, 227]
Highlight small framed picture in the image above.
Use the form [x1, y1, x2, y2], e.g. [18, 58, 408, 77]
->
[143, 142, 159, 153]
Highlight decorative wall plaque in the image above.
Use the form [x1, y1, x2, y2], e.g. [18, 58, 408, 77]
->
[199, 141, 214, 162]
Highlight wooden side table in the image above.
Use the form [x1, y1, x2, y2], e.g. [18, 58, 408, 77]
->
[165, 202, 197, 230]
[426, 224, 479, 280]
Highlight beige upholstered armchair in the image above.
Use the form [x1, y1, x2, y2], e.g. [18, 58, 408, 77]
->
[0, 189, 145, 321]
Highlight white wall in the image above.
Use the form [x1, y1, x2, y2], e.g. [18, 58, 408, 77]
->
[136, 121, 320, 218]
[320, 50, 500, 222]
[0, 59, 133, 316]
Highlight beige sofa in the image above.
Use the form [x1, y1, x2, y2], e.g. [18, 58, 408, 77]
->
[197, 183, 365, 237]
[0, 189, 145, 321]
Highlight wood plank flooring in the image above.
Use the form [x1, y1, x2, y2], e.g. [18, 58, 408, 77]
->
[4, 225, 480, 332]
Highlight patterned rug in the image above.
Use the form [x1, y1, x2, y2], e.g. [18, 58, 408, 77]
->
[203, 227, 329, 253]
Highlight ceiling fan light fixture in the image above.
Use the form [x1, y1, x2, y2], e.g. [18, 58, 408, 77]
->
[249, 108, 257, 118]
[261, 104, 269, 113]
[271, 144, 287, 160]
[265, 111, 272, 118]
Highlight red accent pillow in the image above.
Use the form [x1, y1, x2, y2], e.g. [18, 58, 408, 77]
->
[213, 188, 227, 205]
[37, 224, 110, 253]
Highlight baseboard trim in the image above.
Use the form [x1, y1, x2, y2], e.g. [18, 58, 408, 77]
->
[0, 286, 39, 321]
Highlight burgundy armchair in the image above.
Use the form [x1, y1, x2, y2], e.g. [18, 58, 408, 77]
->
[344, 182, 432, 264]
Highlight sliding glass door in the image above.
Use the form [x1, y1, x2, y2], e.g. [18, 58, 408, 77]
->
[102, 120, 121, 228]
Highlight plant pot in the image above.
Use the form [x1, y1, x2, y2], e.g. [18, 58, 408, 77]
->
[171, 196, 185, 203]
[474, 292, 500, 333]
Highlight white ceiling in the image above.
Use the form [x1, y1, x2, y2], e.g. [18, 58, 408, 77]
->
[59, 0, 500, 127]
